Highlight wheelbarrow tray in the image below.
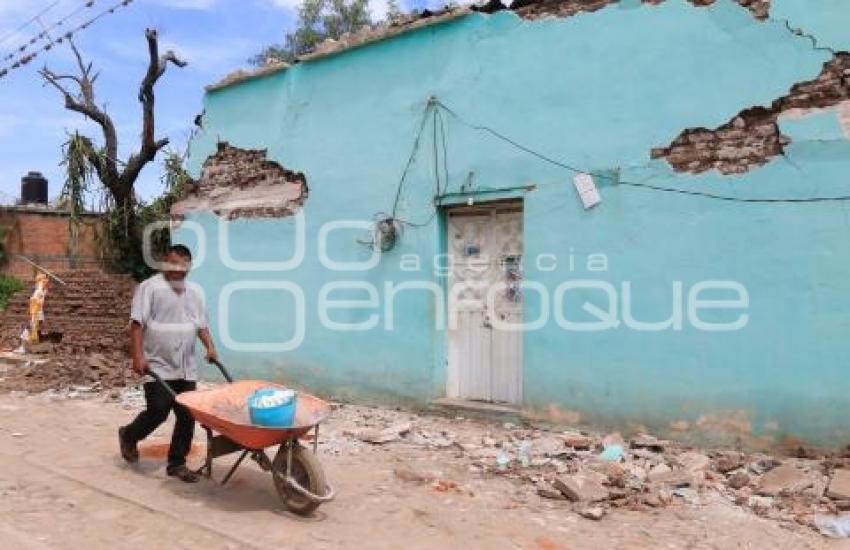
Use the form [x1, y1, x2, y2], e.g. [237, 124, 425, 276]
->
[176, 380, 330, 450]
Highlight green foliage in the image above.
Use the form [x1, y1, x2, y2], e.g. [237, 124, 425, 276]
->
[0, 275, 24, 311]
[386, 0, 404, 24]
[60, 133, 95, 221]
[60, 134, 193, 280]
[134, 150, 192, 276]
[253, 0, 374, 65]
[0, 226, 10, 267]
[60, 133, 98, 265]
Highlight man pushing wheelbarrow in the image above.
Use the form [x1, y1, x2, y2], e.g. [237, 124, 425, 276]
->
[117, 244, 334, 515]
[118, 244, 216, 483]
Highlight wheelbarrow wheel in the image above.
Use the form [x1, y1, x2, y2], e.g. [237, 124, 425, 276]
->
[272, 443, 326, 516]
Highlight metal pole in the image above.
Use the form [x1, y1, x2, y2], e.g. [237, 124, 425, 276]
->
[16, 255, 67, 286]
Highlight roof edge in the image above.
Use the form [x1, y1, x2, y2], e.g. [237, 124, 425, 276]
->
[206, 8, 473, 93]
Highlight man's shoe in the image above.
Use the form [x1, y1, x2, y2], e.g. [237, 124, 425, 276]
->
[118, 427, 139, 463]
[166, 464, 200, 483]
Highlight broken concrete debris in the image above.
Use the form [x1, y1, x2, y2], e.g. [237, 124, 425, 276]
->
[827, 469, 850, 501]
[1, 369, 847, 537]
[0, 351, 137, 394]
[350, 421, 412, 444]
[553, 473, 610, 502]
[757, 464, 814, 496]
[304, 404, 850, 535]
[728, 471, 751, 490]
[577, 506, 606, 520]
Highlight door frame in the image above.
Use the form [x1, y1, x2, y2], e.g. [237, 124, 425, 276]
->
[441, 198, 525, 404]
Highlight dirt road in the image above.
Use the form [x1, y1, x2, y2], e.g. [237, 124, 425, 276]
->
[0, 392, 844, 549]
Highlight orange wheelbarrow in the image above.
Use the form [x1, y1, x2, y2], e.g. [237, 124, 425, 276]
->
[150, 360, 335, 516]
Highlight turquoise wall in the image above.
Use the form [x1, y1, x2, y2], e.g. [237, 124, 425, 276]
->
[182, 1, 850, 447]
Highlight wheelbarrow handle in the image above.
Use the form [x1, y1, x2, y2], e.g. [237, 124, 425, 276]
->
[209, 358, 234, 383]
[147, 370, 178, 399]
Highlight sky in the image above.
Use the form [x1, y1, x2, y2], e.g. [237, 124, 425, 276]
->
[0, 0, 432, 206]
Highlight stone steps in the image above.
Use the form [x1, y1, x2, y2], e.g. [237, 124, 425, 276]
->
[0, 270, 136, 354]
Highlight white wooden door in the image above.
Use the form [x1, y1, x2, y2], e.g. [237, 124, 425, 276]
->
[447, 203, 523, 404]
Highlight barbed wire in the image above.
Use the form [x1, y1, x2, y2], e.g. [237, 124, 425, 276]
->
[0, 0, 134, 81]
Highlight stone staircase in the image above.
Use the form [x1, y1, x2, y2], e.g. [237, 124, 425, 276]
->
[0, 270, 136, 354]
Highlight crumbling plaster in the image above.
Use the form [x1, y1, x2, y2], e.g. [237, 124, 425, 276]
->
[173, 142, 307, 220]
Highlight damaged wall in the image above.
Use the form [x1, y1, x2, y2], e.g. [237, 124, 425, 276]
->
[183, 0, 850, 448]
[515, 0, 769, 21]
[652, 53, 850, 174]
[173, 142, 307, 220]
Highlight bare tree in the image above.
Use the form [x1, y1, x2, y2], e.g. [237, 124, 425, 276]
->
[39, 29, 186, 274]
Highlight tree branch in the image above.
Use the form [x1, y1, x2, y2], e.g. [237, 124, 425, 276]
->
[40, 57, 119, 187]
[138, 28, 187, 157]
[40, 29, 185, 208]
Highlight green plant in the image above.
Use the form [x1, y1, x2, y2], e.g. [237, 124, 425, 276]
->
[252, 0, 372, 65]
[0, 226, 11, 268]
[60, 132, 97, 266]
[0, 275, 25, 311]
[134, 150, 193, 276]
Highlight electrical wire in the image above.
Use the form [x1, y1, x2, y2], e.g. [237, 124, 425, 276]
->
[1, 1, 95, 65]
[432, 108, 441, 196]
[438, 108, 449, 196]
[0, 0, 62, 49]
[0, 0, 133, 80]
[391, 104, 433, 217]
[433, 99, 850, 204]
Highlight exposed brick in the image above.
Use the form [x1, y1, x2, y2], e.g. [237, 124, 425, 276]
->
[0, 209, 103, 279]
[654, 54, 850, 175]
[173, 142, 307, 220]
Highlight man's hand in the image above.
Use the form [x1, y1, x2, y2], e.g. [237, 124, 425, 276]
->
[132, 356, 149, 375]
[199, 327, 217, 364]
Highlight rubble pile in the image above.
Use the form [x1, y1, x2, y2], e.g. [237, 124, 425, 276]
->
[0, 270, 135, 392]
[0, 351, 138, 393]
[320, 403, 850, 535]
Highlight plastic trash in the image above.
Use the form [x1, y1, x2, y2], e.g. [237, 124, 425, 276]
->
[599, 444, 625, 462]
[815, 514, 850, 538]
[496, 453, 510, 471]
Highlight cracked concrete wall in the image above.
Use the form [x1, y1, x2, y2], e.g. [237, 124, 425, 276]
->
[183, 1, 850, 448]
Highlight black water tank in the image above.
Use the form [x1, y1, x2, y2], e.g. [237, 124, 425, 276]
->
[21, 171, 48, 204]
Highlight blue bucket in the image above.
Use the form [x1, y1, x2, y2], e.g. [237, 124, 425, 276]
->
[248, 388, 297, 427]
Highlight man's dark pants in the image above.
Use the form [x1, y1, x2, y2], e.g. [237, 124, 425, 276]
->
[123, 379, 197, 467]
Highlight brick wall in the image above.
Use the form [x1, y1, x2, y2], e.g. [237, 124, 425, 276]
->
[652, 53, 850, 175]
[173, 142, 307, 220]
[0, 208, 103, 279]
